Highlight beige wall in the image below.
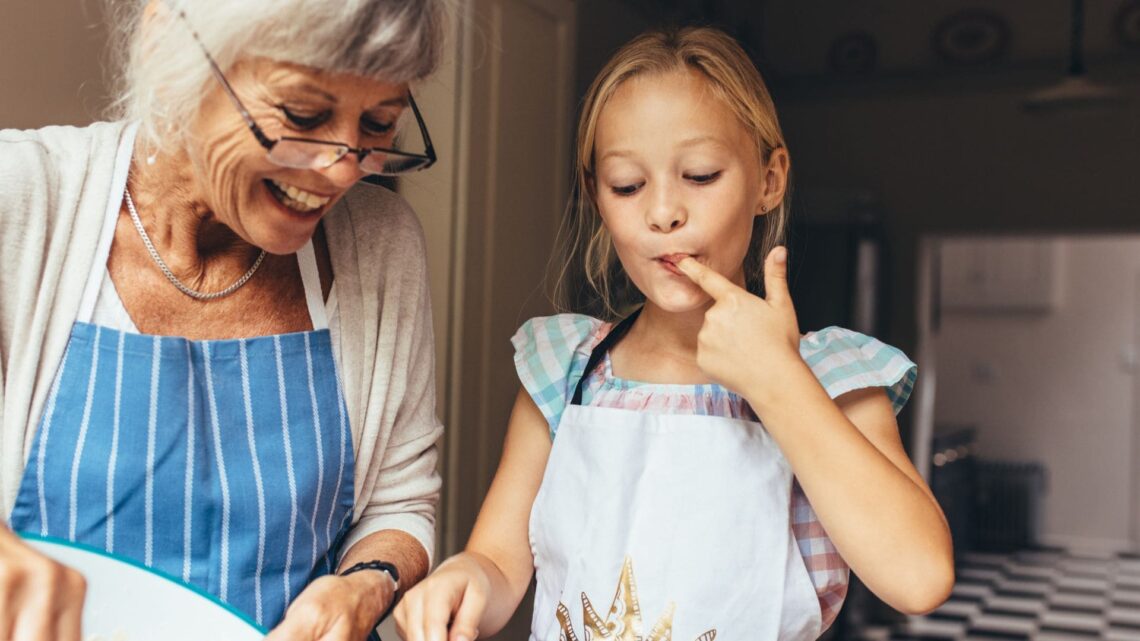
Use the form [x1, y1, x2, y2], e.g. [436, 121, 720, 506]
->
[932, 236, 1140, 552]
[0, 0, 112, 128]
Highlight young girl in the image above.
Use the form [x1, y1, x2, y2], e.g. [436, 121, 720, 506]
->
[395, 27, 953, 641]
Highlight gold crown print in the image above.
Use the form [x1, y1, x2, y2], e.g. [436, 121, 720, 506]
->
[556, 556, 716, 641]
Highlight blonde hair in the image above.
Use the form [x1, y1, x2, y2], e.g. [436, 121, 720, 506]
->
[554, 26, 791, 319]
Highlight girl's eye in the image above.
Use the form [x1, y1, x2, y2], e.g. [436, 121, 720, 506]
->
[611, 182, 643, 196]
[361, 116, 395, 136]
[686, 171, 722, 184]
[279, 106, 330, 130]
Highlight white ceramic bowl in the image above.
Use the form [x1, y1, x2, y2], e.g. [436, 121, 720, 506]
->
[22, 534, 265, 641]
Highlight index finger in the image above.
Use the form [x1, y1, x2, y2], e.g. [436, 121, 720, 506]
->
[675, 257, 738, 301]
[449, 584, 486, 641]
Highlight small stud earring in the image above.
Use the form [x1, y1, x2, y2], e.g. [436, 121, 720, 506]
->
[760, 204, 769, 213]
[146, 154, 157, 166]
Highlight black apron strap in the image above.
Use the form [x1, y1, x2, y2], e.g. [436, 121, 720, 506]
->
[569, 307, 642, 406]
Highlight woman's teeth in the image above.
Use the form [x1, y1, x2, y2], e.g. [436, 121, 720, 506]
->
[268, 179, 331, 212]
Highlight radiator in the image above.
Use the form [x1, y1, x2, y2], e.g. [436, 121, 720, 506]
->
[973, 461, 1047, 552]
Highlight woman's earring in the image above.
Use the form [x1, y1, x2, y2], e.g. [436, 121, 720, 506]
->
[760, 204, 769, 213]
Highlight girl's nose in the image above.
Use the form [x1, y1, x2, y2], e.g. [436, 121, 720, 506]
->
[645, 183, 688, 232]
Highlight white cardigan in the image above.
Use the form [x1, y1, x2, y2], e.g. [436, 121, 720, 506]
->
[0, 121, 442, 561]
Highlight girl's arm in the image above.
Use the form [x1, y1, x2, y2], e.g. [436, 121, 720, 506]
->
[395, 388, 552, 641]
[677, 249, 954, 615]
[751, 368, 953, 614]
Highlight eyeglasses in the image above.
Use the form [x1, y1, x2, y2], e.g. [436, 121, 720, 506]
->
[177, 10, 436, 176]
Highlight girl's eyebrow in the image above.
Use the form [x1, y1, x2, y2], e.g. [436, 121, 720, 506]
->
[601, 136, 723, 159]
[598, 135, 726, 164]
[598, 149, 635, 163]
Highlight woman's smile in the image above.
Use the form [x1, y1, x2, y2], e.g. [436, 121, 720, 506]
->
[264, 178, 333, 213]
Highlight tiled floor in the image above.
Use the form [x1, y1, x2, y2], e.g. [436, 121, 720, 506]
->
[851, 549, 1140, 640]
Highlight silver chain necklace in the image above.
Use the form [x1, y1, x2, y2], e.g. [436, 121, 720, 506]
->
[124, 188, 267, 301]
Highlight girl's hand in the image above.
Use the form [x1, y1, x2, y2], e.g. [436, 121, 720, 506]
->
[676, 246, 804, 405]
[0, 526, 87, 641]
[394, 554, 489, 641]
[265, 570, 395, 641]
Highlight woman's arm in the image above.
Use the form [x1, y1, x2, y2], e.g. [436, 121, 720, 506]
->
[396, 387, 552, 641]
[271, 213, 445, 640]
[266, 529, 428, 641]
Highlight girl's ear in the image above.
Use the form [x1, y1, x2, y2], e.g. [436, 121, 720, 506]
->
[757, 147, 790, 216]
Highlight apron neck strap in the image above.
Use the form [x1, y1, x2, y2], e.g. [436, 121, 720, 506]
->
[570, 306, 642, 406]
[296, 240, 329, 331]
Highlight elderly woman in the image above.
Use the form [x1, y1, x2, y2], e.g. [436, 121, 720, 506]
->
[0, 1, 446, 639]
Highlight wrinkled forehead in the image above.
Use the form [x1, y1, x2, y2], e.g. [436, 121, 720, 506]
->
[236, 57, 411, 109]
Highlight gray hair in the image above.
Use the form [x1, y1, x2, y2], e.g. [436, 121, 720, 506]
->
[105, 0, 448, 153]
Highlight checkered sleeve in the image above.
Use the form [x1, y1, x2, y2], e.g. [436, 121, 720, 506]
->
[792, 481, 850, 631]
[798, 327, 917, 414]
[793, 327, 916, 629]
[511, 314, 607, 437]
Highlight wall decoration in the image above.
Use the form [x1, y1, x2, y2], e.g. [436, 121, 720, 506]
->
[932, 9, 1011, 65]
[1116, 0, 1140, 49]
[828, 31, 878, 74]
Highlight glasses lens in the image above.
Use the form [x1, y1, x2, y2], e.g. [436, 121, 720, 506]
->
[357, 105, 434, 175]
[264, 100, 435, 176]
[268, 141, 348, 170]
[360, 152, 432, 175]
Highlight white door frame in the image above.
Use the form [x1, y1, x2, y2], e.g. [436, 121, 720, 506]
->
[912, 237, 938, 482]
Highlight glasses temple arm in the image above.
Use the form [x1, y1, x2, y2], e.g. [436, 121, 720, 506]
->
[178, 10, 275, 150]
[407, 93, 436, 159]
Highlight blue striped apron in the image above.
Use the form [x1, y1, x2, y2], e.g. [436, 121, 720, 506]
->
[8, 178, 355, 628]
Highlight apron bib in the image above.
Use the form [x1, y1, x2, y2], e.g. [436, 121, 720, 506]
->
[528, 311, 822, 640]
[8, 129, 354, 628]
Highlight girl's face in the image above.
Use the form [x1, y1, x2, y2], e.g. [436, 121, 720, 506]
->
[593, 68, 783, 313]
[187, 58, 410, 254]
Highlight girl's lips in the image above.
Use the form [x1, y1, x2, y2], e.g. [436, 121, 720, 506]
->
[655, 254, 696, 276]
[657, 253, 695, 265]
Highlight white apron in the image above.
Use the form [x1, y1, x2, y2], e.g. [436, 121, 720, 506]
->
[528, 311, 823, 640]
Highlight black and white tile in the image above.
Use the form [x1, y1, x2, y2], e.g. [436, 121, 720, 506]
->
[850, 549, 1140, 640]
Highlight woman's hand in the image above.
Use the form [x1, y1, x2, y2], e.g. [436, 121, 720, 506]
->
[676, 246, 804, 406]
[265, 570, 395, 641]
[0, 526, 87, 641]
[394, 553, 490, 641]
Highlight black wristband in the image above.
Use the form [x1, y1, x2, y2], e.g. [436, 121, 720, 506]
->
[339, 561, 401, 640]
[340, 560, 400, 586]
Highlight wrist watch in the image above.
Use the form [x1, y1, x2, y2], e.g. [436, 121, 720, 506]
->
[339, 560, 401, 639]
